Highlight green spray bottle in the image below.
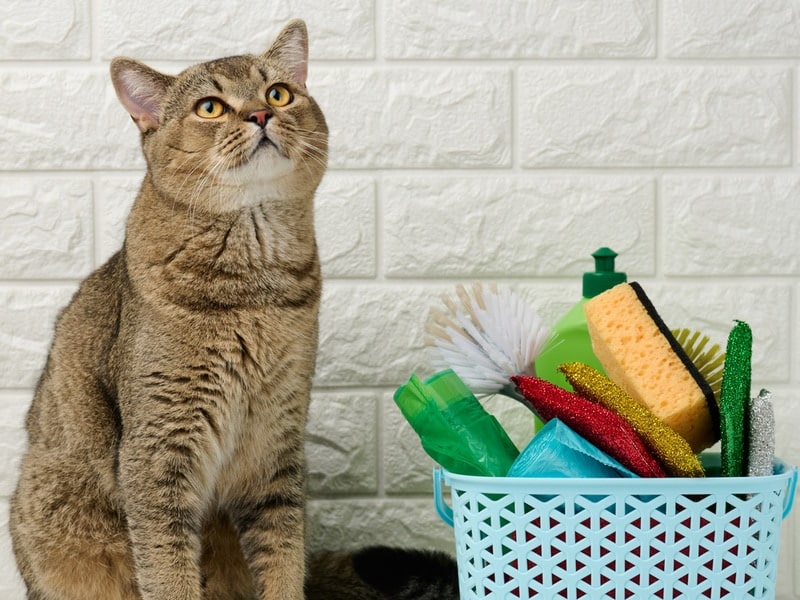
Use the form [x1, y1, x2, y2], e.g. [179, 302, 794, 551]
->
[534, 247, 627, 391]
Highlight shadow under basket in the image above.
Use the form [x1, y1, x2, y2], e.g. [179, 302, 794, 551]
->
[434, 454, 798, 600]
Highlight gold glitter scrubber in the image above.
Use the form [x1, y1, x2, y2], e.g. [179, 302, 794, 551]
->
[561, 362, 705, 478]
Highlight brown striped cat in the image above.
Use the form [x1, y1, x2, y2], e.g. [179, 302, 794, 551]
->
[10, 20, 327, 600]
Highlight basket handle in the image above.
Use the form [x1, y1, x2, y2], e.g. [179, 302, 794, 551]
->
[782, 466, 799, 520]
[433, 467, 454, 527]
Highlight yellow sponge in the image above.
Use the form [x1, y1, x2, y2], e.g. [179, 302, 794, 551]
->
[583, 282, 719, 453]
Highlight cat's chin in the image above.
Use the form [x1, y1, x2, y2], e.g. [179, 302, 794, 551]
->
[229, 146, 295, 185]
[210, 156, 303, 212]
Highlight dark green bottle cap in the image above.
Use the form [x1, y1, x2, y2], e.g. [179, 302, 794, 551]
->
[583, 247, 627, 298]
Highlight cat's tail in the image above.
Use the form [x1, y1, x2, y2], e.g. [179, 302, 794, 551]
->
[306, 545, 459, 600]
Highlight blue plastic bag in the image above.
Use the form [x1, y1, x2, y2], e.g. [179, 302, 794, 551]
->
[507, 419, 638, 478]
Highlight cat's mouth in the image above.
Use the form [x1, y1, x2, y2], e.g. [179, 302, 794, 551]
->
[253, 132, 285, 158]
[258, 135, 276, 150]
[235, 130, 293, 177]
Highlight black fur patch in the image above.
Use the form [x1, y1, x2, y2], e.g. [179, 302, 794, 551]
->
[352, 546, 459, 599]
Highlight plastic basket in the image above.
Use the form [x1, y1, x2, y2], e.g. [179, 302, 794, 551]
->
[434, 455, 797, 600]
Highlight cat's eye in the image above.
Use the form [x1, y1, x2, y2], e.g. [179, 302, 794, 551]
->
[195, 98, 227, 119]
[267, 85, 293, 108]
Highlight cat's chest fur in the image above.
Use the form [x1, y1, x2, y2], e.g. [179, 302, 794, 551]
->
[125, 176, 320, 310]
[117, 197, 321, 492]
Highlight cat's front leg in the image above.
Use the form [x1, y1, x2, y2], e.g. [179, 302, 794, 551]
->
[118, 420, 210, 600]
[231, 443, 307, 600]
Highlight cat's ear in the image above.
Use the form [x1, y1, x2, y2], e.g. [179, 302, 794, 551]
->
[110, 58, 175, 133]
[263, 19, 309, 87]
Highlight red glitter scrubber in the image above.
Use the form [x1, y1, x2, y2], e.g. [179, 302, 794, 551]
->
[511, 375, 667, 478]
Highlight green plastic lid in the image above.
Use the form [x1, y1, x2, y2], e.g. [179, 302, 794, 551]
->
[582, 247, 627, 298]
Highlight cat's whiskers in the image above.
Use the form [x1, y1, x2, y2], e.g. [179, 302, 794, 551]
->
[284, 125, 328, 174]
[292, 138, 328, 175]
[181, 127, 251, 230]
[172, 150, 215, 215]
[188, 151, 231, 232]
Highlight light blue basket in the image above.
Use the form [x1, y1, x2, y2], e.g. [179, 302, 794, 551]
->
[434, 455, 797, 600]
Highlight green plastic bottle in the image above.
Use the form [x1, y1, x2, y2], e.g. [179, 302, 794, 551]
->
[535, 247, 627, 391]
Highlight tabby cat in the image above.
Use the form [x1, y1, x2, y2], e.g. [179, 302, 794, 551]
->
[10, 20, 326, 600]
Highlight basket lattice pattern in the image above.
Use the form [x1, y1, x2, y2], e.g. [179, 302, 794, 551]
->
[452, 488, 786, 600]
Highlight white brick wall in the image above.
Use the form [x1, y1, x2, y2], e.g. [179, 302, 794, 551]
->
[1, 2, 799, 598]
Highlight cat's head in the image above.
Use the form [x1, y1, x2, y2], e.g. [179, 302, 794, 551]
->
[110, 19, 327, 213]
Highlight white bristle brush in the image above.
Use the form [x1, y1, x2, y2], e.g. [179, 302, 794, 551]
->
[425, 283, 550, 399]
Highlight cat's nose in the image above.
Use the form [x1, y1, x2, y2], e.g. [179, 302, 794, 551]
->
[247, 109, 271, 128]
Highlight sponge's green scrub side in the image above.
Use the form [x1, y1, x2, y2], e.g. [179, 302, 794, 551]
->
[719, 320, 752, 477]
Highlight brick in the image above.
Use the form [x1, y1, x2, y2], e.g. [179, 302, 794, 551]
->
[386, 0, 655, 58]
[514, 283, 585, 331]
[382, 176, 655, 278]
[307, 391, 378, 496]
[0, 394, 29, 497]
[93, 177, 140, 266]
[774, 389, 800, 470]
[664, 176, 800, 276]
[647, 283, 791, 384]
[315, 176, 376, 278]
[0, 287, 76, 388]
[307, 498, 454, 555]
[315, 285, 433, 387]
[313, 68, 511, 169]
[0, 500, 26, 599]
[0, 179, 93, 279]
[383, 391, 438, 495]
[665, 0, 800, 57]
[797, 286, 800, 391]
[0, 70, 143, 171]
[481, 395, 535, 452]
[519, 67, 791, 167]
[0, 0, 90, 60]
[98, 1, 374, 60]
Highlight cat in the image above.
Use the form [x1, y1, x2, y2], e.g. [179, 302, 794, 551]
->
[10, 19, 328, 600]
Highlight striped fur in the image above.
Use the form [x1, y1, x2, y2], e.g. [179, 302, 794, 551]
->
[10, 20, 327, 600]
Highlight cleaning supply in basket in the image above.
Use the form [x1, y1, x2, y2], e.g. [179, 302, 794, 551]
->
[393, 369, 519, 477]
[583, 281, 720, 453]
[560, 362, 705, 477]
[507, 418, 637, 478]
[748, 389, 775, 477]
[425, 282, 549, 398]
[511, 374, 667, 477]
[719, 319, 753, 477]
[672, 328, 726, 404]
[534, 247, 626, 392]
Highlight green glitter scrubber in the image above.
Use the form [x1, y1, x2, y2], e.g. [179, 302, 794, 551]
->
[719, 320, 753, 478]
